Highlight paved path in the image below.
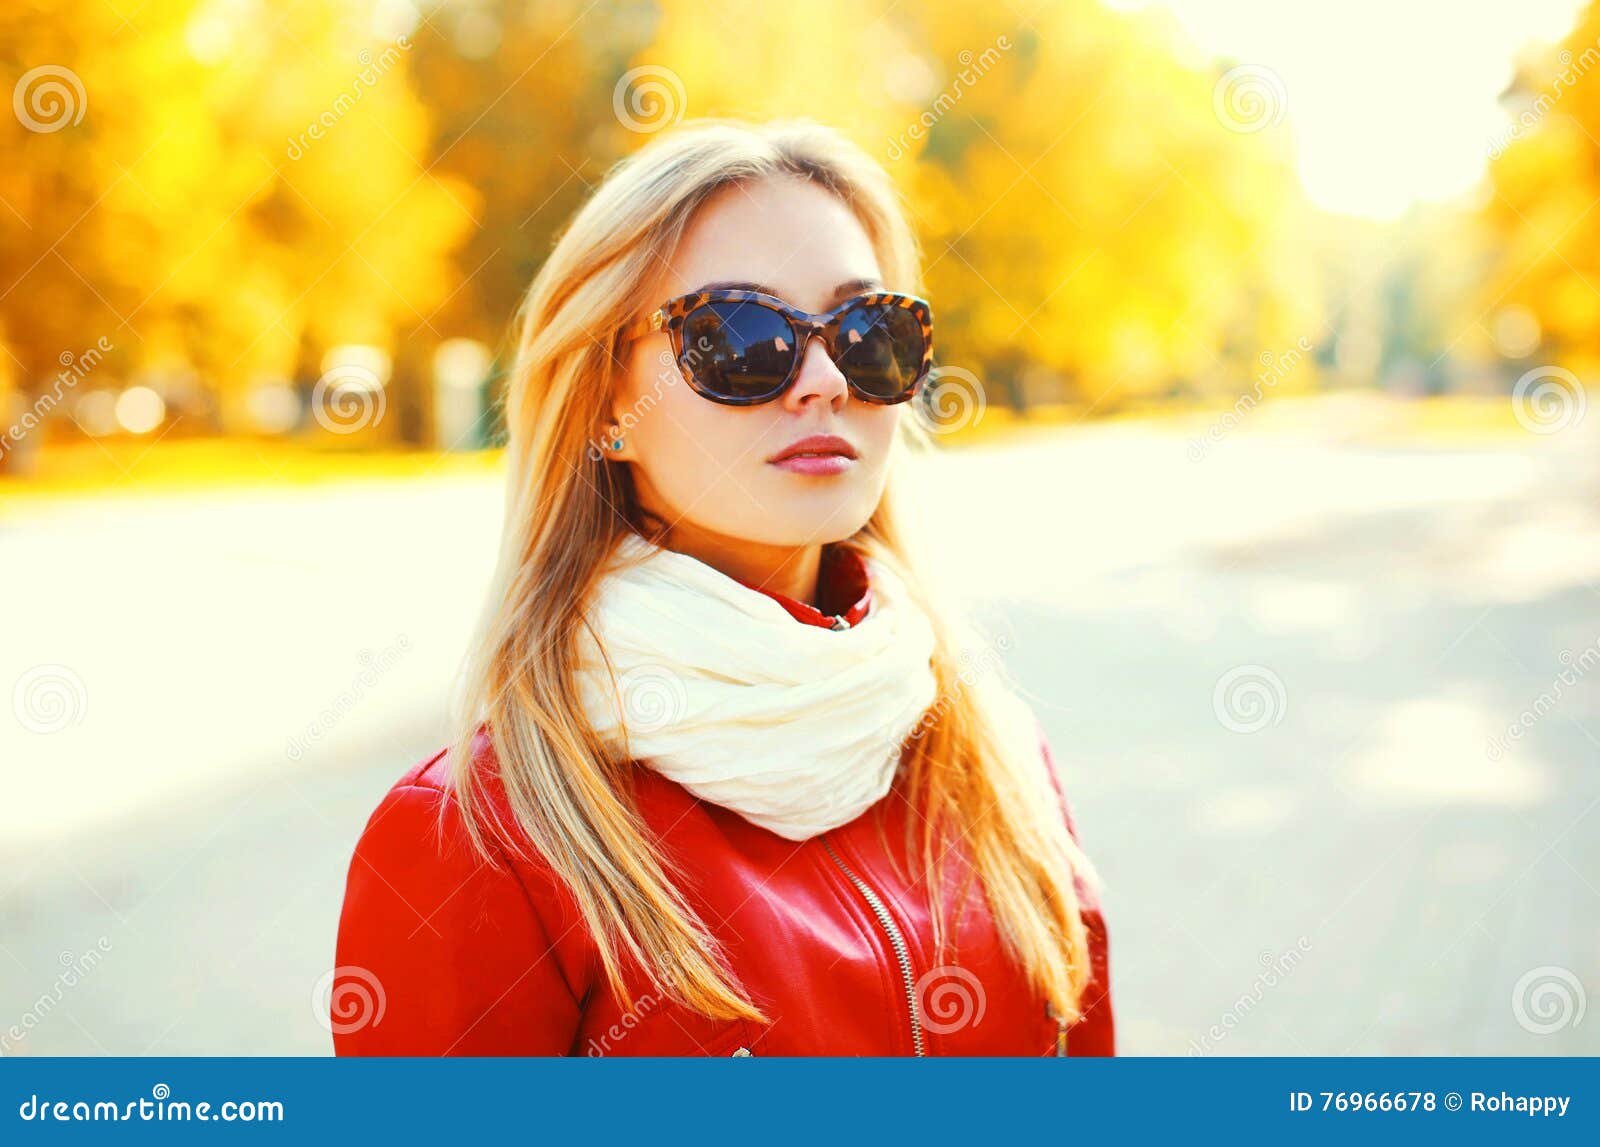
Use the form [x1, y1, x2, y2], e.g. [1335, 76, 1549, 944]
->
[3, 402, 1596, 1054]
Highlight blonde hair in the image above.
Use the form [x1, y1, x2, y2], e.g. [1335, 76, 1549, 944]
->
[445, 116, 1099, 1027]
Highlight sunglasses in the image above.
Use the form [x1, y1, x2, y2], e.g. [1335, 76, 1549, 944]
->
[621, 288, 934, 406]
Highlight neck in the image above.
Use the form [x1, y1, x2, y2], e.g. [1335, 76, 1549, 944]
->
[658, 521, 823, 607]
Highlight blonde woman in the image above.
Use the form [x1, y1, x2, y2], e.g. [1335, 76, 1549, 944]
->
[332, 117, 1115, 1057]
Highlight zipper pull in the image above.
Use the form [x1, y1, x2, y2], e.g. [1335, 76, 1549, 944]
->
[829, 614, 849, 630]
[730, 1046, 753, 1056]
[1046, 1000, 1068, 1056]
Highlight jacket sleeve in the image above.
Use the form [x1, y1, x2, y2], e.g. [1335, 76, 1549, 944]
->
[1034, 719, 1117, 1056]
[331, 780, 585, 1055]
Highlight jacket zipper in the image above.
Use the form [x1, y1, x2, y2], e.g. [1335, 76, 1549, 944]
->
[820, 833, 926, 1056]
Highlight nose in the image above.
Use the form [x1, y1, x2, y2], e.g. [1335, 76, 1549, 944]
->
[781, 331, 849, 412]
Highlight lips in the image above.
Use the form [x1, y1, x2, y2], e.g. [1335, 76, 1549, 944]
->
[767, 434, 858, 463]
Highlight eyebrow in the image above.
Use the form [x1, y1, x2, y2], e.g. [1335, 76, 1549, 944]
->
[692, 277, 884, 305]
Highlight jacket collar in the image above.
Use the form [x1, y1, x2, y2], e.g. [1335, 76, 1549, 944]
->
[732, 544, 873, 631]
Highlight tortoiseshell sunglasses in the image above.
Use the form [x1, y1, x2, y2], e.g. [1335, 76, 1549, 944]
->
[620, 288, 934, 406]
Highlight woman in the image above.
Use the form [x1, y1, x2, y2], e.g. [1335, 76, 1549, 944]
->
[332, 116, 1115, 1056]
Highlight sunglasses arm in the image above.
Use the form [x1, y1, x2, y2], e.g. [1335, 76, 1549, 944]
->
[620, 309, 667, 344]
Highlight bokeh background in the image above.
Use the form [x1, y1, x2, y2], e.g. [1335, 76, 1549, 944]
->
[2, 0, 1597, 1055]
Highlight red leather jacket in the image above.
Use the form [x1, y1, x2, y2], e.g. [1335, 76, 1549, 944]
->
[332, 547, 1115, 1056]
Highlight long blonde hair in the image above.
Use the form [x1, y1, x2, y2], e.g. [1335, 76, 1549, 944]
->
[445, 116, 1099, 1027]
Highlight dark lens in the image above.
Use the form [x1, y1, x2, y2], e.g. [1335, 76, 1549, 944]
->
[681, 299, 797, 401]
[832, 300, 927, 400]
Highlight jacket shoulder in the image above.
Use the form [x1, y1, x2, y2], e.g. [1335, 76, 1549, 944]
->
[355, 726, 573, 907]
[332, 730, 595, 1054]
[386, 723, 488, 797]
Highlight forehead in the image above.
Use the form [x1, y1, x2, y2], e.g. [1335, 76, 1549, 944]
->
[658, 176, 884, 312]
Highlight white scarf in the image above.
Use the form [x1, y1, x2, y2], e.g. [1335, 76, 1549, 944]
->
[573, 533, 940, 841]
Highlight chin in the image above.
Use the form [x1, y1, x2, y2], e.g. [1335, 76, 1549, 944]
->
[753, 478, 879, 531]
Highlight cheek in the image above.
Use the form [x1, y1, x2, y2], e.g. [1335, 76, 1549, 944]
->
[844, 405, 903, 485]
[861, 405, 903, 454]
[674, 395, 781, 464]
[626, 363, 776, 494]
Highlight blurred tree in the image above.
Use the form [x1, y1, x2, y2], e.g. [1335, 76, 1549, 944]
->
[1484, 0, 1600, 380]
[0, 0, 1331, 467]
[399, 0, 658, 444]
[0, 0, 474, 443]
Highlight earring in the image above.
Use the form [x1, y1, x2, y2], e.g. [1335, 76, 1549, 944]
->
[607, 426, 624, 452]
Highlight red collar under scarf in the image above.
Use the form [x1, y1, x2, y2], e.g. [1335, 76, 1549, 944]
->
[731, 544, 873, 631]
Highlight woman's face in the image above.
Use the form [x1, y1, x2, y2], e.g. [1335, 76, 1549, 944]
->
[610, 176, 903, 554]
